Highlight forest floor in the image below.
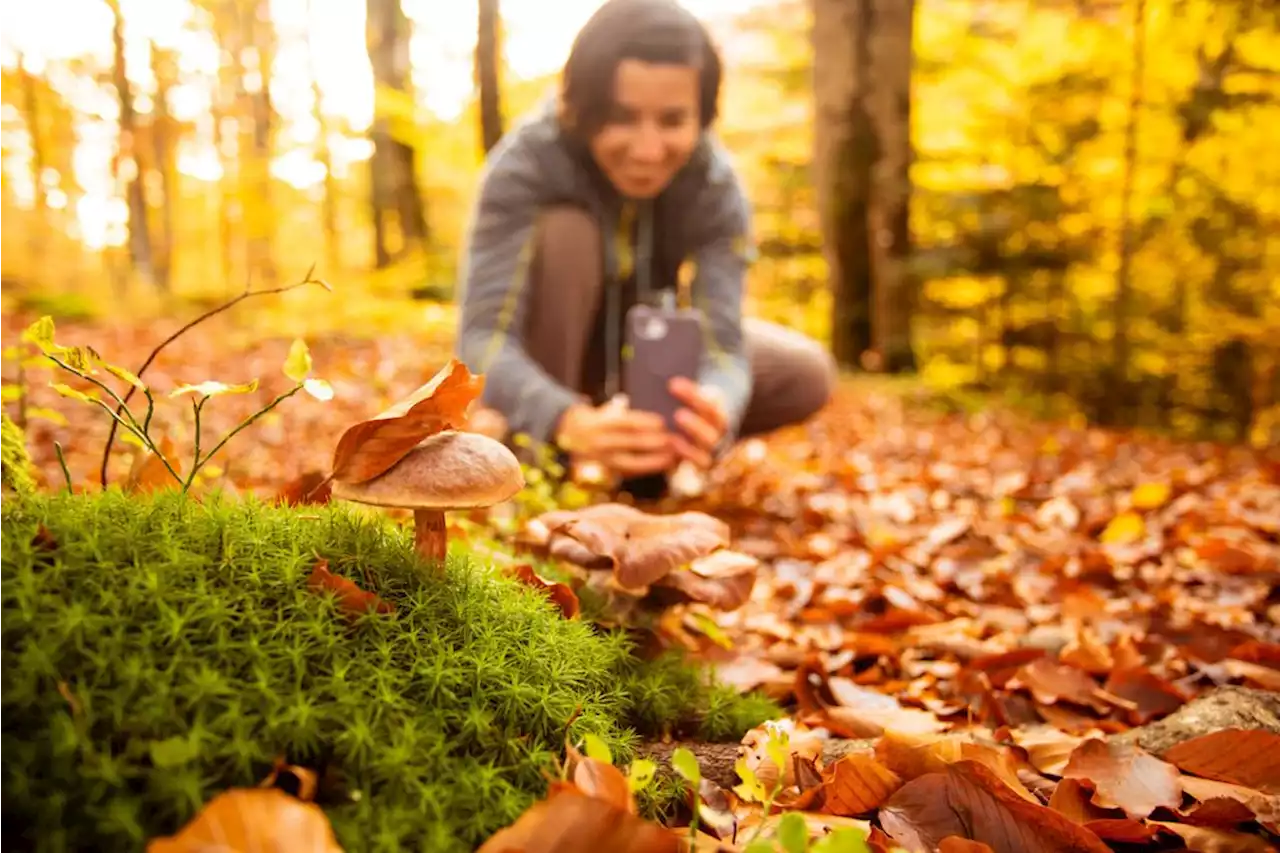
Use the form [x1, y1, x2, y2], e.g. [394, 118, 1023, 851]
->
[4, 306, 1280, 851]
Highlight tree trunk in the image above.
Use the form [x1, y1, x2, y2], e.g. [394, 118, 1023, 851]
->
[17, 53, 48, 261]
[476, 0, 504, 156]
[149, 44, 178, 292]
[867, 0, 916, 373]
[366, 0, 428, 269]
[814, 0, 875, 369]
[241, 0, 278, 285]
[306, 0, 340, 271]
[107, 0, 156, 291]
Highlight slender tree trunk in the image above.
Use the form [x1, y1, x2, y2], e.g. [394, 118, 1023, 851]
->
[476, 0, 504, 155]
[241, 0, 278, 285]
[1108, 0, 1147, 418]
[867, 0, 916, 373]
[150, 44, 177, 292]
[106, 0, 156, 290]
[17, 53, 48, 261]
[814, 0, 875, 368]
[366, 0, 428, 269]
[306, 0, 340, 270]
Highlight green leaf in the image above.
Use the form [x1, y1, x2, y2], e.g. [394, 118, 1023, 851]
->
[283, 338, 312, 382]
[777, 812, 808, 853]
[50, 383, 98, 405]
[582, 733, 613, 765]
[148, 735, 197, 768]
[671, 747, 702, 786]
[303, 378, 334, 401]
[692, 612, 734, 650]
[99, 362, 146, 390]
[732, 755, 767, 802]
[627, 758, 657, 792]
[169, 379, 260, 399]
[765, 729, 791, 777]
[27, 407, 68, 426]
[810, 828, 871, 853]
[21, 316, 56, 352]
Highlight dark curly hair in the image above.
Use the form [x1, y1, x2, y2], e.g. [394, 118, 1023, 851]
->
[558, 0, 724, 143]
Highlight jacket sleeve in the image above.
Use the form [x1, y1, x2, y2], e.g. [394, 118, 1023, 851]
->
[691, 162, 755, 442]
[454, 128, 583, 446]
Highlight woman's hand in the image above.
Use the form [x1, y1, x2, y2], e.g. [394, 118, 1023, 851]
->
[668, 376, 729, 469]
[555, 396, 677, 478]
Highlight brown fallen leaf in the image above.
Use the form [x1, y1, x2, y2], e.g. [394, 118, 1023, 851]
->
[878, 760, 1112, 853]
[330, 359, 483, 484]
[1101, 667, 1191, 725]
[307, 560, 394, 617]
[1048, 778, 1117, 824]
[1061, 738, 1183, 819]
[797, 659, 947, 738]
[875, 731, 969, 782]
[475, 782, 680, 853]
[276, 470, 333, 506]
[505, 563, 580, 619]
[938, 839, 996, 853]
[1008, 658, 1114, 714]
[1147, 821, 1280, 853]
[146, 788, 343, 852]
[1181, 776, 1280, 832]
[127, 432, 182, 494]
[1008, 727, 1092, 777]
[1163, 729, 1280, 794]
[821, 754, 903, 816]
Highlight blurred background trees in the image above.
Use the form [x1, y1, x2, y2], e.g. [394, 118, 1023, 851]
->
[1, 0, 1277, 444]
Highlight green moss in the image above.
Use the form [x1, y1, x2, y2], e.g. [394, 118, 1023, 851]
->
[1, 410, 36, 495]
[1, 490, 775, 852]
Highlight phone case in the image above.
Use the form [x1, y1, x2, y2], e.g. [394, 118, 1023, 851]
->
[623, 303, 705, 432]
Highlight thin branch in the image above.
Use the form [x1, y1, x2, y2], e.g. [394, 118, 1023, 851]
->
[195, 384, 303, 471]
[185, 396, 207, 492]
[98, 265, 330, 487]
[53, 442, 72, 492]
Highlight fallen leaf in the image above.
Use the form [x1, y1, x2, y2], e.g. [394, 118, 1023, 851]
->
[307, 560, 394, 617]
[875, 731, 969, 781]
[1163, 729, 1280, 794]
[821, 754, 903, 816]
[506, 563, 580, 619]
[797, 659, 946, 738]
[1147, 821, 1279, 853]
[126, 433, 182, 494]
[146, 788, 343, 852]
[1101, 667, 1190, 725]
[878, 760, 1112, 853]
[1009, 727, 1092, 777]
[1048, 778, 1116, 824]
[1180, 776, 1280, 832]
[938, 840, 995, 853]
[1061, 738, 1183, 819]
[330, 359, 483, 484]
[1007, 658, 1113, 714]
[275, 470, 333, 506]
[475, 783, 680, 853]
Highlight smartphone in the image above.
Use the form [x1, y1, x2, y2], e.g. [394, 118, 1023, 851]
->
[623, 302, 705, 433]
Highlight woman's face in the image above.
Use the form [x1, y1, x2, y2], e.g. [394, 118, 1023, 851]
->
[588, 58, 702, 199]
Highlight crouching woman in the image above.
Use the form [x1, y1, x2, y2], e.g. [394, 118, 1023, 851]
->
[454, 0, 837, 491]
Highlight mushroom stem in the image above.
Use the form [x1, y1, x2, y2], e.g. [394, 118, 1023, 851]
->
[414, 509, 448, 564]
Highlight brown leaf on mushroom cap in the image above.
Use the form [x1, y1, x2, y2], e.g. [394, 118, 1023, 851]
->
[146, 788, 343, 853]
[330, 431, 523, 511]
[331, 358, 483, 484]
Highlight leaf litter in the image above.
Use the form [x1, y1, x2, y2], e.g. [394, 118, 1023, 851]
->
[8, 319, 1280, 850]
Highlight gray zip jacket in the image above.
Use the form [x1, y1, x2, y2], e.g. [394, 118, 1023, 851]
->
[454, 98, 755, 448]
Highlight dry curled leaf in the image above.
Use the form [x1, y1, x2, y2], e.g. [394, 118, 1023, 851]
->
[505, 563, 580, 619]
[1007, 658, 1114, 714]
[879, 760, 1112, 853]
[276, 470, 333, 507]
[126, 433, 182, 494]
[1163, 729, 1280, 794]
[1147, 821, 1279, 853]
[938, 839, 996, 853]
[475, 782, 679, 853]
[821, 754, 904, 816]
[330, 359, 483, 484]
[146, 788, 343, 852]
[1180, 776, 1280, 833]
[797, 658, 946, 738]
[1061, 738, 1183, 819]
[307, 559, 394, 617]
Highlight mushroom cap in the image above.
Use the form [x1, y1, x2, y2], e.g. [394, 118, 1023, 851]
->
[331, 430, 524, 510]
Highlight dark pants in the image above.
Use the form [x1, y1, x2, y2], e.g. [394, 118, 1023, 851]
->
[521, 206, 837, 441]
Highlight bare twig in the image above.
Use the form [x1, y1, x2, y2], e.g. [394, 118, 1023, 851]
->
[98, 265, 330, 487]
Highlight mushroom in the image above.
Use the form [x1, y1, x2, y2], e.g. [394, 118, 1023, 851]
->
[331, 430, 524, 564]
